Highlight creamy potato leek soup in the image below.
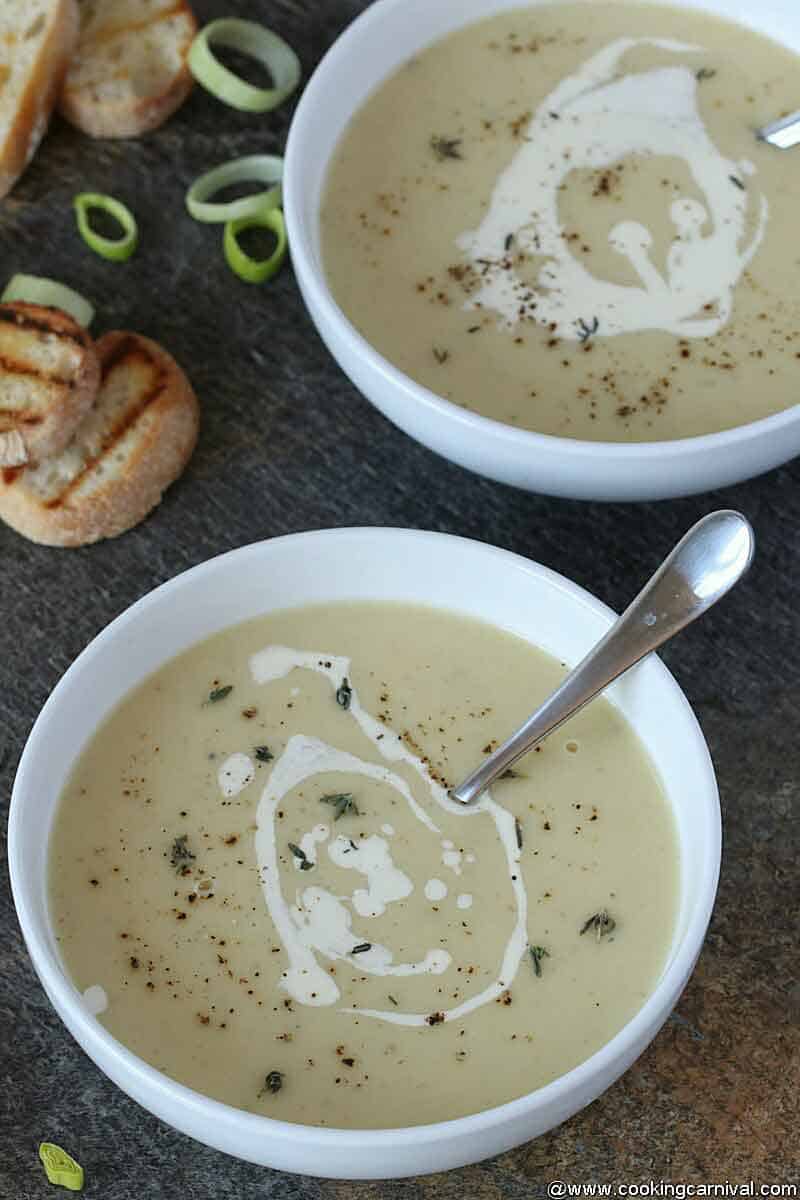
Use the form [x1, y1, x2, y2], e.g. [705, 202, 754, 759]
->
[50, 603, 678, 1128]
[321, 3, 800, 442]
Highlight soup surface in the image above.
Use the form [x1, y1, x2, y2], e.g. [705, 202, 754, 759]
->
[321, 2, 800, 442]
[50, 603, 678, 1128]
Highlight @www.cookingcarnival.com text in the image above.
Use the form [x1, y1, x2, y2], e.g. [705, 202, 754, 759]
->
[546, 1183, 798, 1198]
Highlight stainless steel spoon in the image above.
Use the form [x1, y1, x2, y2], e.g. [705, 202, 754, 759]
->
[451, 510, 754, 806]
[757, 112, 800, 149]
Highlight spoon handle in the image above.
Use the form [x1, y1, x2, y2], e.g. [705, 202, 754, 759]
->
[451, 510, 754, 805]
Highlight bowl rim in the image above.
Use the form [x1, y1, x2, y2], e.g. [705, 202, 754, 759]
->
[283, 0, 800, 461]
[9, 527, 721, 1149]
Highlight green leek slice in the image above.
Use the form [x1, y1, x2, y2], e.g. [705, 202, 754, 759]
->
[1, 275, 94, 327]
[188, 19, 300, 113]
[223, 208, 287, 284]
[186, 155, 284, 223]
[74, 193, 138, 263]
[38, 1143, 84, 1191]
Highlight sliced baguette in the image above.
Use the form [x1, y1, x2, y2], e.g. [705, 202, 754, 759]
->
[0, 331, 199, 546]
[0, 0, 79, 199]
[59, 0, 197, 139]
[0, 302, 100, 467]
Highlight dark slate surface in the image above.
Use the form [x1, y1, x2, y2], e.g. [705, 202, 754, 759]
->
[1, 2, 799, 1195]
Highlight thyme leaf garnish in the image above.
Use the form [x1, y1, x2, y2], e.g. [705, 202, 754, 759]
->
[515, 817, 524, 850]
[695, 67, 717, 81]
[207, 684, 233, 703]
[430, 134, 463, 161]
[335, 678, 352, 710]
[288, 843, 313, 871]
[529, 945, 550, 977]
[259, 1070, 284, 1096]
[388, 994, 399, 1006]
[501, 767, 522, 780]
[254, 745, 274, 763]
[351, 942, 372, 955]
[433, 345, 450, 364]
[504, 232, 514, 252]
[577, 316, 599, 343]
[170, 834, 195, 873]
[580, 909, 616, 941]
[320, 792, 359, 821]
[729, 175, 745, 191]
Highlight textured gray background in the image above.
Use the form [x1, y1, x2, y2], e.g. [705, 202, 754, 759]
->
[1, 1, 798, 1196]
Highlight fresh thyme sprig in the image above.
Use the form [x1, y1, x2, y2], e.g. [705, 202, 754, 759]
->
[259, 1070, 284, 1097]
[320, 792, 359, 821]
[170, 834, 195, 873]
[430, 134, 463, 161]
[529, 945, 550, 977]
[288, 843, 313, 871]
[580, 910, 616, 941]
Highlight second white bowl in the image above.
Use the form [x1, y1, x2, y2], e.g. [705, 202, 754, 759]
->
[284, 0, 800, 500]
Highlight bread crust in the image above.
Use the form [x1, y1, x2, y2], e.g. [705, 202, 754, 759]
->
[59, 1, 197, 139]
[0, 331, 199, 547]
[0, 0, 80, 199]
[0, 302, 100, 466]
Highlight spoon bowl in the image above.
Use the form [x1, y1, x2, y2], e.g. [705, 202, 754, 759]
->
[451, 510, 754, 805]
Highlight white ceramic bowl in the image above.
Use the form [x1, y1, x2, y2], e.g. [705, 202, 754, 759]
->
[284, 0, 800, 501]
[9, 528, 720, 1178]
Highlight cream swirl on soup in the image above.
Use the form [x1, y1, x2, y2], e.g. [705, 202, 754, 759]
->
[458, 37, 767, 341]
[249, 647, 528, 1027]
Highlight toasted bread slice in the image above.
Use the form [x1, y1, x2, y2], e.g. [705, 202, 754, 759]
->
[0, 302, 100, 468]
[0, 0, 79, 199]
[59, 0, 197, 139]
[0, 331, 199, 546]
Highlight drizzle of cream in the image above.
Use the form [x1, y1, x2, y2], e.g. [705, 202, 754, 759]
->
[249, 646, 529, 1026]
[296, 823, 329, 869]
[253, 733, 449, 1005]
[82, 984, 108, 1015]
[457, 893, 474, 911]
[329, 833, 413, 916]
[381, 822, 396, 836]
[457, 37, 768, 342]
[291, 882, 450, 979]
[441, 840, 463, 876]
[218, 752, 254, 798]
[424, 877, 448, 902]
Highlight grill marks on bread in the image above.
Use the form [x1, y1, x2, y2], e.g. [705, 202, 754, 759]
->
[59, 0, 197, 138]
[0, 330, 199, 546]
[32, 335, 166, 508]
[0, 303, 100, 467]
